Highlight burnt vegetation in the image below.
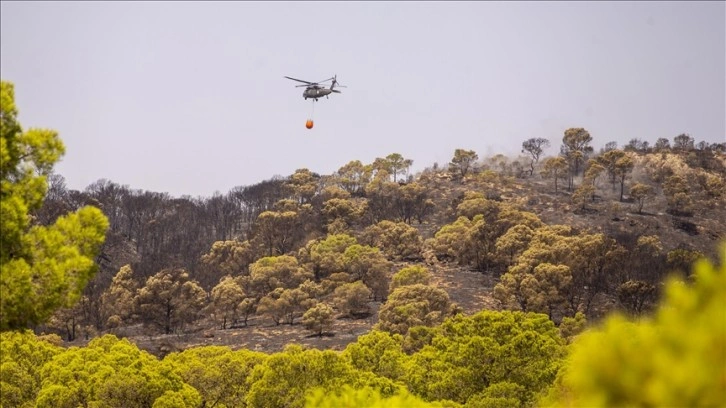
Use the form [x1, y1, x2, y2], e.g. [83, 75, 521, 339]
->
[33, 131, 725, 353]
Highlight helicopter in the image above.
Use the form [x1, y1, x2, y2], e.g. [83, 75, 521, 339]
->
[284, 75, 346, 101]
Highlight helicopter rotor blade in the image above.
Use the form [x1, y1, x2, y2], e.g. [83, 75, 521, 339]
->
[284, 76, 314, 85]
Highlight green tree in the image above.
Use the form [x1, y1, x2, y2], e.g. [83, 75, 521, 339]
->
[333, 281, 372, 317]
[209, 275, 247, 329]
[0, 80, 109, 331]
[36, 335, 199, 408]
[0, 330, 63, 407]
[304, 234, 358, 280]
[245, 344, 399, 408]
[303, 302, 335, 336]
[249, 255, 313, 296]
[376, 284, 457, 335]
[390, 265, 432, 290]
[406, 310, 567, 405]
[305, 385, 446, 408]
[343, 330, 409, 381]
[199, 240, 255, 287]
[362, 220, 424, 261]
[135, 269, 207, 334]
[162, 345, 267, 408]
[100, 264, 139, 329]
[542, 244, 725, 407]
[663, 174, 693, 215]
[343, 244, 392, 301]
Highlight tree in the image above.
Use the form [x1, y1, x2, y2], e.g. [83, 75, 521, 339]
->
[375, 284, 457, 335]
[302, 303, 335, 336]
[100, 264, 139, 328]
[287, 168, 320, 204]
[305, 385, 441, 408]
[321, 198, 361, 231]
[35, 335, 201, 407]
[1, 80, 109, 331]
[543, 245, 725, 407]
[342, 330, 409, 381]
[663, 174, 692, 215]
[335, 160, 371, 196]
[541, 157, 568, 193]
[385, 153, 414, 183]
[572, 183, 595, 210]
[600, 141, 617, 153]
[304, 234, 358, 280]
[199, 240, 255, 290]
[253, 209, 302, 256]
[390, 265, 432, 290]
[521, 138, 550, 176]
[560, 128, 594, 190]
[362, 220, 424, 261]
[161, 346, 267, 408]
[629, 183, 655, 214]
[343, 244, 393, 301]
[583, 162, 605, 201]
[653, 137, 671, 152]
[209, 275, 247, 329]
[333, 281, 372, 317]
[249, 255, 313, 296]
[245, 344, 398, 408]
[448, 149, 479, 180]
[0, 330, 63, 406]
[135, 269, 207, 334]
[673, 133, 694, 151]
[613, 154, 635, 201]
[406, 310, 567, 405]
[624, 138, 649, 153]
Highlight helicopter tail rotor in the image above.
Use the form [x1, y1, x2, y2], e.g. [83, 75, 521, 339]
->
[331, 74, 347, 91]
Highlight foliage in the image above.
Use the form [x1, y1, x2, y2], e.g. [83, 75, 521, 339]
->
[363, 220, 424, 260]
[0, 80, 109, 331]
[542, 244, 725, 407]
[135, 268, 207, 334]
[391, 265, 432, 290]
[245, 344, 400, 408]
[305, 385, 450, 408]
[303, 302, 335, 336]
[162, 345, 266, 407]
[0, 330, 63, 407]
[449, 149, 479, 180]
[333, 281, 372, 317]
[36, 335, 198, 407]
[376, 284, 457, 335]
[406, 310, 567, 405]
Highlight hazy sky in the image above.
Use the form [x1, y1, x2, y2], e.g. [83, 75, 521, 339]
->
[2, 1, 724, 198]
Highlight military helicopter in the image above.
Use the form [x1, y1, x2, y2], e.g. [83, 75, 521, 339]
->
[284, 75, 346, 101]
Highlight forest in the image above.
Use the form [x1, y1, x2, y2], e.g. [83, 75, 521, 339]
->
[1, 78, 725, 407]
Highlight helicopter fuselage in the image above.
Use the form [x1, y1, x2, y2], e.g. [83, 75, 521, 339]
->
[303, 87, 333, 100]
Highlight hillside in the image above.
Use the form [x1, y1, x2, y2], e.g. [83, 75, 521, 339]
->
[40, 137, 726, 358]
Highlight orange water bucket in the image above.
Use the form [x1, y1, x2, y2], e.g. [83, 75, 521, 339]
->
[305, 119, 314, 129]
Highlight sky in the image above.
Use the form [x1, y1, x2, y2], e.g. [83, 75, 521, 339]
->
[1, 1, 724, 198]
